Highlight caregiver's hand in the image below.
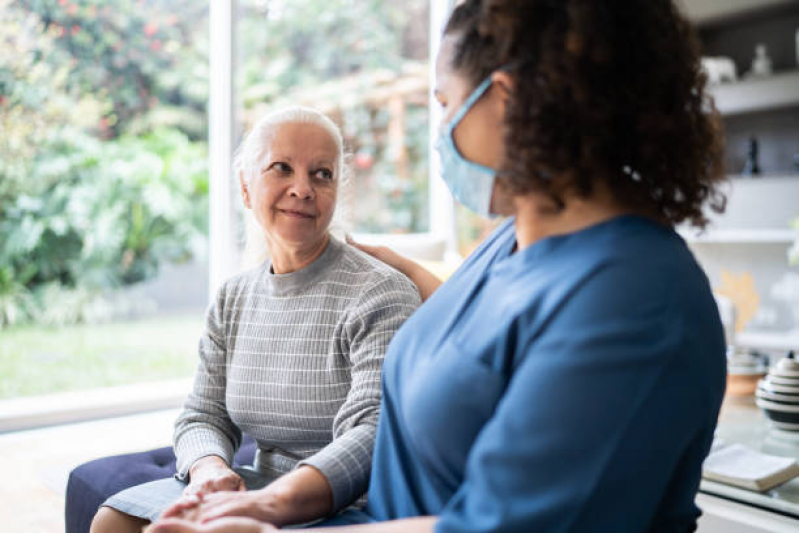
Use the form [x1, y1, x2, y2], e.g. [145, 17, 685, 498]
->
[148, 516, 277, 533]
[346, 236, 441, 301]
[181, 465, 333, 527]
[185, 456, 246, 497]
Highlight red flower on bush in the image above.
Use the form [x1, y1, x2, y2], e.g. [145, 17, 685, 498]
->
[150, 39, 162, 52]
[354, 152, 375, 170]
[143, 22, 158, 37]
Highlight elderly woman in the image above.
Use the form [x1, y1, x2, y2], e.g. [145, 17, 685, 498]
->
[90, 107, 420, 533]
[152, 1, 728, 532]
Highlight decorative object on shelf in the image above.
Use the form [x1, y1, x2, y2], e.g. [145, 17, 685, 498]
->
[715, 270, 761, 333]
[742, 137, 761, 176]
[727, 348, 768, 397]
[756, 351, 799, 430]
[701, 56, 738, 84]
[747, 43, 774, 78]
[771, 272, 799, 329]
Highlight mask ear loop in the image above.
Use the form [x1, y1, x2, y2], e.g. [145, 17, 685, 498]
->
[448, 77, 495, 131]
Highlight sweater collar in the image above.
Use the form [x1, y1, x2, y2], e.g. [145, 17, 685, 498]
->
[264, 236, 344, 295]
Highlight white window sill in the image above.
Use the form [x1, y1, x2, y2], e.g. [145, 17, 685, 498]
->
[0, 378, 192, 433]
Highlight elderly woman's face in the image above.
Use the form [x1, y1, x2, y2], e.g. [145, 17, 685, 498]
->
[243, 122, 338, 250]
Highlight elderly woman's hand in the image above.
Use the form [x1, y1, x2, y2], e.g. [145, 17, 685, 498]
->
[177, 455, 246, 504]
[147, 516, 278, 533]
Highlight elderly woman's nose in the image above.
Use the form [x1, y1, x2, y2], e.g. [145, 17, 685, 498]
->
[288, 173, 315, 199]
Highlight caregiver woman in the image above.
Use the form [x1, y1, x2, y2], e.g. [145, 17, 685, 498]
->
[152, 0, 728, 531]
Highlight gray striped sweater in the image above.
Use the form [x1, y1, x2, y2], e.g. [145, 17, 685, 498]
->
[173, 236, 420, 510]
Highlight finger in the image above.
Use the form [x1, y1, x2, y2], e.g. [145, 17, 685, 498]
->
[194, 494, 238, 522]
[162, 496, 200, 519]
[148, 518, 202, 533]
[163, 495, 197, 515]
[203, 517, 272, 533]
[345, 235, 374, 251]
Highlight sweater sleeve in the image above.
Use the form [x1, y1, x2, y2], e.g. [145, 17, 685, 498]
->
[298, 273, 420, 511]
[173, 280, 242, 480]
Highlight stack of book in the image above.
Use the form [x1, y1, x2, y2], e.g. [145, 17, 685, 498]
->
[702, 440, 799, 492]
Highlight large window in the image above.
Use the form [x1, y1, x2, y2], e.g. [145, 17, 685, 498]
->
[0, 0, 210, 399]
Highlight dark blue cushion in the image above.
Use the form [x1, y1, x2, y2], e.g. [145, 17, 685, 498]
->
[65, 436, 256, 533]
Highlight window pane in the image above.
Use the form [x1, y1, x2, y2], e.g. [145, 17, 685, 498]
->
[0, 0, 210, 398]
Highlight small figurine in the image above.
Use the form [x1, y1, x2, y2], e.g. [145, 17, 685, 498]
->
[742, 137, 761, 176]
[749, 44, 773, 78]
[701, 57, 737, 84]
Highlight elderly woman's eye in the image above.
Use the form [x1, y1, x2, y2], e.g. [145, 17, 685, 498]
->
[269, 162, 291, 174]
[314, 168, 334, 181]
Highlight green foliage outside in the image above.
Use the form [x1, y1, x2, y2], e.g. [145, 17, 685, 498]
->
[2, 0, 430, 331]
[0, 129, 209, 327]
[1, 0, 209, 329]
[237, 0, 431, 234]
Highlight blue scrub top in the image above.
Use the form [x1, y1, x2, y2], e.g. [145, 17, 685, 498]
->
[328, 215, 726, 532]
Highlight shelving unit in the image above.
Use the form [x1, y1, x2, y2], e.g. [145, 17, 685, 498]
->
[708, 70, 799, 115]
[680, 175, 799, 244]
[680, 228, 799, 244]
[683, 0, 799, 26]
[677, 5, 799, 531]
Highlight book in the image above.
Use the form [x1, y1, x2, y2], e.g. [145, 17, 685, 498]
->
[702, 441, 799, 492]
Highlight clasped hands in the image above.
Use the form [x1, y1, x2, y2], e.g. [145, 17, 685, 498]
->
[147, 456, 278, 533]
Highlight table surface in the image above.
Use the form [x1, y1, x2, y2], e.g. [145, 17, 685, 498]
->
[700, 397, 799, 518]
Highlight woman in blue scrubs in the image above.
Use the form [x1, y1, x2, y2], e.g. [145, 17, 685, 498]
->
[151, 1, 728, 531]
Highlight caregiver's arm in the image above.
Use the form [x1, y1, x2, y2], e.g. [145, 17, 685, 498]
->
[309, 517, 437, 532]
[149, 516, 437, 533]
[165, 464, 334, 527]
[346, 237, 442, 301]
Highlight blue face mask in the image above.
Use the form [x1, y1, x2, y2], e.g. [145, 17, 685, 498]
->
[435, 76, 498, 218]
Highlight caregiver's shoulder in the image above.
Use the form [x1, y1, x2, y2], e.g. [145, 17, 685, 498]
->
[554, 216, 712, 321]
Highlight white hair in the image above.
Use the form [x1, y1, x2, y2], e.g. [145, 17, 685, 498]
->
[234, 106, 345, 186]
[234, 106, 350, 269]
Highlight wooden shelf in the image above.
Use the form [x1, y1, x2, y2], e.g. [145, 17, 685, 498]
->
[683, 0, 799, 26]
[680, 228, 799, 244]
[708, 71, 799, 115]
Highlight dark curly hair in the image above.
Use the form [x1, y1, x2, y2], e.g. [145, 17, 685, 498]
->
[445, 0, 726, 228]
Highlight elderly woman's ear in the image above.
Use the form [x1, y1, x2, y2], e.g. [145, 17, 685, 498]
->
[239, 171, 251, 209]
